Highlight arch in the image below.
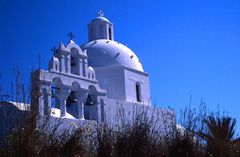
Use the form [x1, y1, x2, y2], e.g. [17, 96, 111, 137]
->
[66, 81, 81, 119]
[84, 85, 98, 120]
[66, 41, 83, 54]
[88, 85, 97, 96]
[71, 47, 80, 57]
[88, 85, 97, 104]
[70, 48, 80, 75]
[42, 88, 49, 115]
[52, 77, 62, 88]
[51, 77, 62, 109]
[71, 82, 81, 92]
[66, 90, 78, 118]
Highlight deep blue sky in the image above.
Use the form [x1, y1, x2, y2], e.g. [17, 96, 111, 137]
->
[0, 0, 240, 130]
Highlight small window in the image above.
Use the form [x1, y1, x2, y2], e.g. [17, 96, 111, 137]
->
[92, 74, 94, 79]
[108, 27, 112, 40]
[136, 83, 141, 102]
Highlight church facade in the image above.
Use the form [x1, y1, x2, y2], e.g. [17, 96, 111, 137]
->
[31, 12, 153, 123]
[1, 13, 174, 135]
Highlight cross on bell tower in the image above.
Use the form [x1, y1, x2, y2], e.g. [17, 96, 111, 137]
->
[68, 32, 75, 41]
[51, 46, 58, 56]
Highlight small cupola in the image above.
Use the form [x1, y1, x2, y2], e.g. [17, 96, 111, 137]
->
[88, 10, 114, 41]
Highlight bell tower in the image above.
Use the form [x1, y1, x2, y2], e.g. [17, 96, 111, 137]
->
[88, 10, 114, 41]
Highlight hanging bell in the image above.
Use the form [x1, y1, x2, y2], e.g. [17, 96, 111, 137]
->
[51, 89, 55, 98]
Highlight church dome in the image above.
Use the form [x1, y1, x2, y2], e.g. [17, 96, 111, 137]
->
[81, 39, 144, 72]
[91, 16, 110, 23]
[90, 10, 110, 23]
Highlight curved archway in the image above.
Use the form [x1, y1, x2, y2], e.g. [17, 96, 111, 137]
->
[66, 41, 83, 54]
[66, 82, 81, 118]
[51, 77, 62, 110]
[42, 88, 49, 115]
[52, 77, 62, 87]
[71, 81, 81, 91]
[84, 85, 98, 120]
[88, 85, 97, 95]
[70, 48, 80, 75]
[88, 85, 97, 103]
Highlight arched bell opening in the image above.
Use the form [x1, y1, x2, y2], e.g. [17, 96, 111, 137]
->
[84, 85, 98, 120]
[66, 82, 81, 119]
[84, 94, 94, 120]
[51, 78, 62, 111]
[70, 48, 80, 76]
[42, 88, 49, 116]
[66, 91, 78, 118]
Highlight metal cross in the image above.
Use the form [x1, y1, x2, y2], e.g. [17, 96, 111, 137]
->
[98, 10, 104, 17]
[51, 46, 58, 55]
[68, 32, 75, 40]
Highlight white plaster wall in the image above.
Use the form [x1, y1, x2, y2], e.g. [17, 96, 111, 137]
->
[37, 70, 106, 94]
[94, 67, 126, 101]
[101, 98, 175, 133]
[94, 66, 151, 105]
[124, 68, 151, 105]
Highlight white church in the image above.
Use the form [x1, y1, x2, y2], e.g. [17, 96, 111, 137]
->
[1, 12, 174, 131]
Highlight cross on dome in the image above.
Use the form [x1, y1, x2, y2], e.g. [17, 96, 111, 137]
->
[88, 11, 113, 41]
[98, 10, 104, 17]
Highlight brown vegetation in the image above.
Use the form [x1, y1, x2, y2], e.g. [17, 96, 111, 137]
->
[1, 102, 240, 157]
[0, 70, 240, 157]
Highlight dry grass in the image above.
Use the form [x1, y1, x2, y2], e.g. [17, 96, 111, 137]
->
[0, 69, 240, 157]
[1, 102, 240, 157]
